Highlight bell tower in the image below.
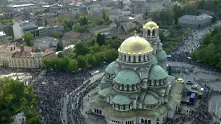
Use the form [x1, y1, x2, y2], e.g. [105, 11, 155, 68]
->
[142, 20, 159, 55]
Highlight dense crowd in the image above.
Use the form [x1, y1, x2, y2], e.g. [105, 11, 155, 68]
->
[69, 77, 102, 124]
[33, 69, 91, 124]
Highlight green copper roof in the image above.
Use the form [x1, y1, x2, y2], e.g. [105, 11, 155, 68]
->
[149, 65, 168, 80]
[105, 61, 116, 74]
[113, 95, 131, 105]
[156, 50, 167, 61]
[98, 87, 112, 97]
[151, 54, 158, 65]
[114, 69, 141, 85]
[143, 94, 158, 105]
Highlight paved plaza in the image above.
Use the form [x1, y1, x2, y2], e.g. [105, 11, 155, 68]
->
[169, 61, 221, 118]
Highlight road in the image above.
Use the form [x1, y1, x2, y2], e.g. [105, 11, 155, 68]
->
[173, 21, 221, 55]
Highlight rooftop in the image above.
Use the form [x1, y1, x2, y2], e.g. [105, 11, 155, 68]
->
[0, 31, 6, 36]
[179, 14, 212, 20]
[19, 21, 38, 31]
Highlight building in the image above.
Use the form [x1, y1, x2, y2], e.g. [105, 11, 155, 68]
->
[34, 37, 59, 51]
[130, 0, 148, 16]
[62, 32, 92, 47]
[78, 4, 88, 15]
[0, 31, 11, 44]
[13, 20, 64, 39]
[89, 21, 184, 124]
[0, 44, 43, 68]
[88, 5, 102, 17]
[178, 14, 212, 28]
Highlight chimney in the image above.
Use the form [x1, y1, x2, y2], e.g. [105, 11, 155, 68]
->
[21, 45, 24, 52]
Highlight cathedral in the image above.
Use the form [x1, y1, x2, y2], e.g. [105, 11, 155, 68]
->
[89, 21, 184, 124]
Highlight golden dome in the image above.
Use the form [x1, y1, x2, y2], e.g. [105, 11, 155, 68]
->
[118, 36, 153, 55]
[143, 21, 158, 29]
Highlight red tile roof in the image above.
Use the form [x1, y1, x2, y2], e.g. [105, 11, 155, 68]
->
[44, 48, 55, 56]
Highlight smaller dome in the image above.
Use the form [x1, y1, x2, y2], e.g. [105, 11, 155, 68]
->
[118, 36, 153, 55]
[114, 69, 141, 85]
[113, 95, 131, 105]
[149, 65, 168, 80]
[151, 54, 158, 65]
[156, 50, 167, 61]
[105, 61, 116, 74]
[143, 21, 159, 29]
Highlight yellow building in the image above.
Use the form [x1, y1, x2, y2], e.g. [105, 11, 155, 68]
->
[0, 44, 44, 68]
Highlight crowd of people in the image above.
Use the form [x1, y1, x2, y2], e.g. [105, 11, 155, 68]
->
[68, 76, 102, 124]
[33, 69, 91, 124]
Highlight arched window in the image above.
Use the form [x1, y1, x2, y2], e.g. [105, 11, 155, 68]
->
[134, 56, 136, 63]
[152, 29, 155, 36]
[145, 120, 147, 124]
[138, 55, 141, 62]
[99, 110, 102, 114]
[147, 30, 151, 36]
[127, 85, 130, 91]
[123, 105, 125, 110]
[128, 55, 131, 62]
[124, 55, 126, 61]
[148, 120, 151, 124]
[148, 80, 152, 86]
[141, 119, 144, 123]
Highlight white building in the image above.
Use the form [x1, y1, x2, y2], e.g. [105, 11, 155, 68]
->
[13, 20, 64, 39]
[0, 31, 11, 44]
[178, 14, 212, 28]
[130, 0, 148, 16]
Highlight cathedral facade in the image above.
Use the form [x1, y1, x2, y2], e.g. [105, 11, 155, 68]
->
[89, 21, 184, 124]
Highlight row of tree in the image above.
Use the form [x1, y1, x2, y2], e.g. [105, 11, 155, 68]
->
[43, 33, 121, 72]
[0, 78, 42, 124]
[192, 26, 221, 68]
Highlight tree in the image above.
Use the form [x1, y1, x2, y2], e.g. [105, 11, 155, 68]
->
[27, 117, 42, 124]
[86, 54, 96, 66]
[56, 42, 63, 51]
[23, 33, 34, 46]
[104, 49, 118, 63]
[96, 33, 105, 45]
[74, 42, 90, 56]
[109, 39, 121, 49]
[102, 9, 109, 22]
[57, 52, 64, 58]
[49, 31, 59, 39]
[78, 16, 88, 26]
[91, 43, 100, 52]
[72, 23, 88, 33]
[0, 78, 42, 124]
[77, 55, 87, 69]
[173, 5, 187, 25]
[68, 60, 78, 72]
[94, 52, 105, 64]
[159, 30, 167, 42]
